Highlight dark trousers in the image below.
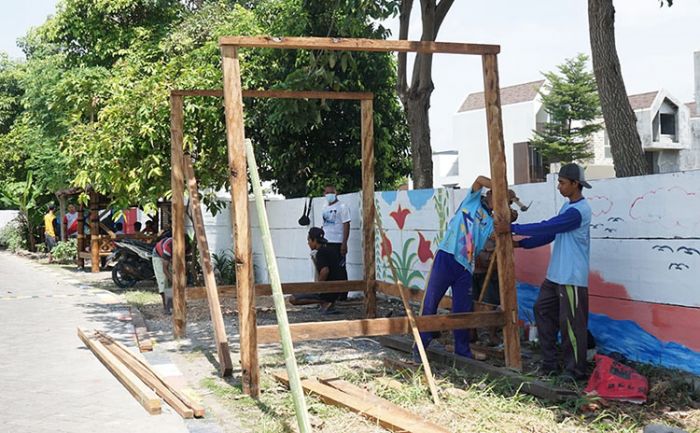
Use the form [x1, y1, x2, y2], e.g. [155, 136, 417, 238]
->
[324, 242, 348, 300]
[534, 279, 589, 376]
[419, 250, 473, 357]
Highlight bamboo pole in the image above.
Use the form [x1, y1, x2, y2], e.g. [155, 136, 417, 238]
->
[374, 214, 440, 405]
[245, 139, 312, 433]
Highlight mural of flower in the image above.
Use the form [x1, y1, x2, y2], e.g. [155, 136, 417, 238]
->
[417, 231, 434, 263]
[390, 204, 411, 230]
[381, 233, 393, 259]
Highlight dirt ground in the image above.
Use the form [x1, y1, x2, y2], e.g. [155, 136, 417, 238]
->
[136, 291, 700, 433]
[35, 259, 700, 433]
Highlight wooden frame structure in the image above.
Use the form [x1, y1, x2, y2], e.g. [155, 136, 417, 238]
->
[170, 36, 520, 398]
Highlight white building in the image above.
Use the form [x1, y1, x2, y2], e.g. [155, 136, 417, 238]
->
[435, 51, 700, 187]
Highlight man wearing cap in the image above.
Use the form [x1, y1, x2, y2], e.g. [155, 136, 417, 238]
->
[495, 163, 592, 380]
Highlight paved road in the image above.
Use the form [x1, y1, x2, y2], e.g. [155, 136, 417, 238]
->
[0, 251, 189, 433]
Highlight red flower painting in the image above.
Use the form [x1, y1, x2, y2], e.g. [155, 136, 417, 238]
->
[381, 233, 393, 259]
[390, 205, 411, 230]
[417, 231, 434, 263]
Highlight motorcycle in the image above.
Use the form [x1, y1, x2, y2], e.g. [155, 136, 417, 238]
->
[110, 238, 155, 288]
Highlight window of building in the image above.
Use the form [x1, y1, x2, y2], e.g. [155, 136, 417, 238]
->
[604, 131, 612, 159]
[660, 113, 676, 135]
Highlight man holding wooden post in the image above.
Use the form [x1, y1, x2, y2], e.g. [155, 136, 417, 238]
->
[416, 176, 517, 361]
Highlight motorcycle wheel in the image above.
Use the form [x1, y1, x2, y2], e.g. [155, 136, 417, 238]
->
[112, 263, 138, 289]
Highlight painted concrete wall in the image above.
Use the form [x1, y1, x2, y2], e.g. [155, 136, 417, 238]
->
[198, 169, 700, 374]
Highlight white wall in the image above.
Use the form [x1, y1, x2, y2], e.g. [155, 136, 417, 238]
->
[0, 210, 19, 231]
[452, 100, 540, 185]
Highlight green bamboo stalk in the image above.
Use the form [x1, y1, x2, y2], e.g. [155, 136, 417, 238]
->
[244, 139, 312, 433]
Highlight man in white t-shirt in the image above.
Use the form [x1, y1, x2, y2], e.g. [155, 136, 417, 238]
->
[321, 185, 350, 291]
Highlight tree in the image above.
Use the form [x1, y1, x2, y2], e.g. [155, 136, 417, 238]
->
[530, 54, 602, 164]
[587, 0, 666, 177]
[397, 0, 455, 189]
[58, 0, 410, 207]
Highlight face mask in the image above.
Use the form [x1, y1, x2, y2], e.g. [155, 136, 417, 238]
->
[325, 193, 336, 204]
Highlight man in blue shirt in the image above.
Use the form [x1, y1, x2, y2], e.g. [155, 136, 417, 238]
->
[496, 163, 592, 380]
[417, 175, 509, 360]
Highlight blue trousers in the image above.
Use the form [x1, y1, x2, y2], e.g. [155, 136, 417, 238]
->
[419, 250, 473, 357]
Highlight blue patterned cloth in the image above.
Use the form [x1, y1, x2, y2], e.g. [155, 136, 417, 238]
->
[438, 188, 493, 273]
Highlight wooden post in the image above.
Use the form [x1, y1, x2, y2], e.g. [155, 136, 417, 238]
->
[170, 94, 187, 338]
[481, 54, 521, 370]
[58, 195, 67, 241]
[89, 190, 100, 273]
[360, 99, 377, 318]
[77, 202, 85, 268]
[183, 154, 234, 376]
[221, 45, 259, 397]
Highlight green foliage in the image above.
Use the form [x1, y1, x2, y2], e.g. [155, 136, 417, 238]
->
[50, 0, 184, 67]
[0, 0, 410, 215]
[212, 248, 236, 285]
[531, 54, 602, 163]
[0, 220, 27, 251]
[0, 54, 23, 135]
[51, 239, 78, 263]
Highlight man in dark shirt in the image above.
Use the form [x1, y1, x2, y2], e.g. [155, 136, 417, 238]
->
[289, 227, 344, 313]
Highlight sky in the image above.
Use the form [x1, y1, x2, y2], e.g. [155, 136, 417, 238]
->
[2, 0, 699, 151]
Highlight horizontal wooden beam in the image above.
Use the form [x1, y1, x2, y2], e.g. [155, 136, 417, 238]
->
[375, 280, 452, 310]
[185, 280, 367, 301]
[257, 310, 505, 344]
[256, 280, 366, 296]
[379, 336, 578, 402]
[171, 89, 373, 100]
[219, 36, 500, 55]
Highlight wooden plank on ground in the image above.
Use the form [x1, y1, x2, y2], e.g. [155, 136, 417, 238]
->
[378, 335, 578, 402]
[129, 306, 153, 352]
[257, 311, 505, 344]
[219, 36, 500, 55]
[77, 328, 161, 415]
[275, 373, 450, 433]
[183, 154, 234, 377]
[95, 331, 204, 418]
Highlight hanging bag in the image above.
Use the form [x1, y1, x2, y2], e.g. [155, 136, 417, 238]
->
[298, 197, 313, 226]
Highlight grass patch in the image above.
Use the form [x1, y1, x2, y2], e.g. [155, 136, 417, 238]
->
[123, 290, 161, 308]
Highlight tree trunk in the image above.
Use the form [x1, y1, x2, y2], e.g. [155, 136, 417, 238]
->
[406, 91, 434, 188]
[397, 0, 454, 189]
[588, 0, 648, 177]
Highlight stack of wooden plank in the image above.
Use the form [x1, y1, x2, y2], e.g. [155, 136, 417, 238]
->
[275, 372, 450, 433]
[77, 328, 205, 418]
